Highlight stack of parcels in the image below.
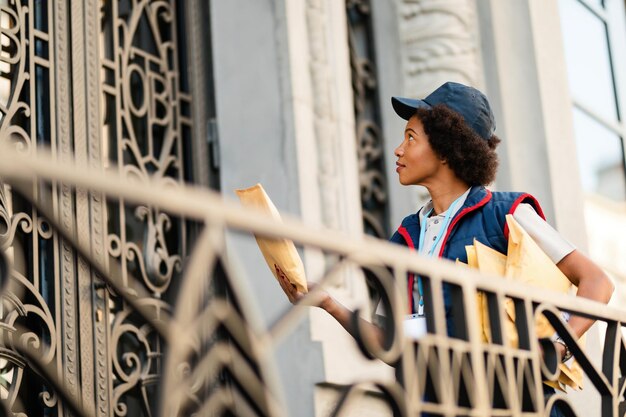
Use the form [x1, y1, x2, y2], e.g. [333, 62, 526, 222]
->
[462, 214, 583, 391]
[235, 184, 308, 293]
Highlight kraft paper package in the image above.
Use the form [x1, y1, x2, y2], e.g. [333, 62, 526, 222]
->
[464, 216, 583, 390]
[504, 214, 583, 391]
[235, 184, 308, 293]
[462, 245, 487, 342]
[463, 245, 490, 343]
[465, 240, 516, 345]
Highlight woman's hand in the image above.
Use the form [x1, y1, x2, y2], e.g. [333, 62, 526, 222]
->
[275, 266, 331, 309]
[275, 266, 304, 304]
[274, 266, 384, 346]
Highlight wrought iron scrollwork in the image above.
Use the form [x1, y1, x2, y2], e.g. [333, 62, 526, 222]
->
[0, 0, 59, 415]
[0, 1, 32, 155]
[100, 1, 192, 415]
[346, 0, 390, 240]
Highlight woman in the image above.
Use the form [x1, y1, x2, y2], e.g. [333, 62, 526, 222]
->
[278, 81, 614, 415]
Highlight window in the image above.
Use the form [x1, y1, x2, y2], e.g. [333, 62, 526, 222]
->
[559, 0, 626, 201]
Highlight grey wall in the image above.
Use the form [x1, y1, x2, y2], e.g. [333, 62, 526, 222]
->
[211, 1, 324, 416]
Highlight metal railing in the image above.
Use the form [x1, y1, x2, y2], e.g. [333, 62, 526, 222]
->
[0, 147, 624, 417]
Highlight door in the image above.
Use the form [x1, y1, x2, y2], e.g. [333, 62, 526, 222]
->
[0, 1, 217, 415]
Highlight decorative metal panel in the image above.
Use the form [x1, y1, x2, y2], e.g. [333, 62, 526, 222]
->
[99, 1, 195, 416]
[0, 0, 60, 415]
[346, 0, 390, 240]
[0, 0, 214, 415]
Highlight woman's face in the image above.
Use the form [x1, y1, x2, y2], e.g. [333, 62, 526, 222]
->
[394, 115, 444, 186]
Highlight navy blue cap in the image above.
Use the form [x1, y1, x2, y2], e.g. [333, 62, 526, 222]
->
[391, 82, 496, 141]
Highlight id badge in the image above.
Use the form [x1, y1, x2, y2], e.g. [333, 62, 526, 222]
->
[403, 313, 427, 340]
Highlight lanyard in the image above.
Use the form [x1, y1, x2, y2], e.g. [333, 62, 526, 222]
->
[414, 193, 465, 314]
[418, 194, 464, 256]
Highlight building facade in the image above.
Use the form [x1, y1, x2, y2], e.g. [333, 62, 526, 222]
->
[214, 0, 625, 415]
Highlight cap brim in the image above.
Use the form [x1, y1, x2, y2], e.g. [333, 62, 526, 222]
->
[391, 96, 432, 120]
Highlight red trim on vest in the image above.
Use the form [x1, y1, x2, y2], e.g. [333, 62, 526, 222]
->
[397, 226, 415, 249]
[397, 226, 416, 313]
[503, 194, 546, 239]
[437, 190, 493, 258]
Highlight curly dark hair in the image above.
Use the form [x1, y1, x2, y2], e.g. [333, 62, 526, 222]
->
[415, 104, 501, 186]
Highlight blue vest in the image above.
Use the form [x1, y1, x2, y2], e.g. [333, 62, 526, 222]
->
[389, 186, 544, 336]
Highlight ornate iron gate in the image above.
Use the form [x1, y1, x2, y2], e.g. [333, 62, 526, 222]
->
[0, 0, 216, 415]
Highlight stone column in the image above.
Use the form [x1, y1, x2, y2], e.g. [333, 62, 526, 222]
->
[211, 1, 325, 416]
[477, 0, 587, 248]
[286, 0, 365, 288]
[213, 0, 386, 416]
[284, 0, 394, 395]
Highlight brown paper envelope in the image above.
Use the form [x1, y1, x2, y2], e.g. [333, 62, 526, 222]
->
[472, 240, 518, 345]
[462, 247, 490, 343]
[235, 184, 308, 293]
[505, 214, 583, 389]
[474, 239, 506, 276]
[505, 215, 571, 293]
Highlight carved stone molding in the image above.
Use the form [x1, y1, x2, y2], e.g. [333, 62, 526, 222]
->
[397, 0, 483, 96]
[55, 0, 81, 408]
[306, 0, 341, 231]
[70, 0, 99, 413]
[84, 0, 110, 414]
